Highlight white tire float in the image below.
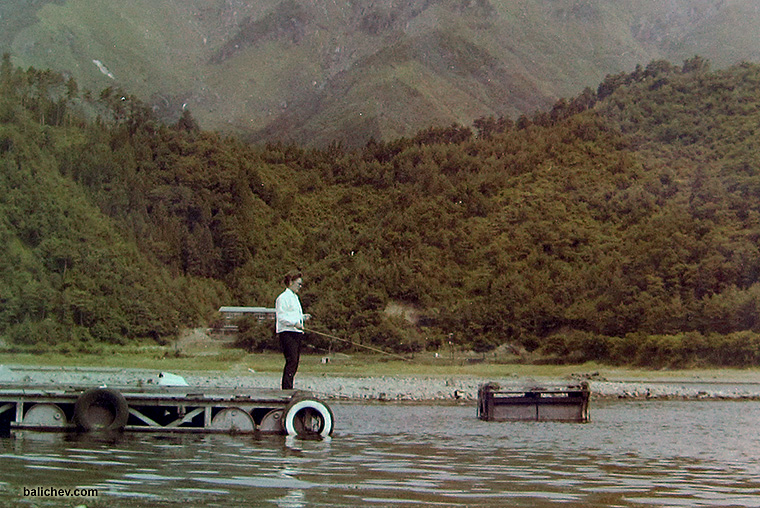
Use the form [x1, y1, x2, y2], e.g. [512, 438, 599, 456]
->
[283, 398, 333, 438]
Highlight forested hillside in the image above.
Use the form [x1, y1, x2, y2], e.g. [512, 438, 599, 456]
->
[3, 54, 760, 366]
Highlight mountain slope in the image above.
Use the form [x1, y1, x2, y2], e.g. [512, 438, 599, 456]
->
[4, 0, 760, 146]
[5, 54, 760, 365]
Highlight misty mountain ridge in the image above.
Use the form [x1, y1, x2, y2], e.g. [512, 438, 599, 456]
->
[3, 0, 760, 146]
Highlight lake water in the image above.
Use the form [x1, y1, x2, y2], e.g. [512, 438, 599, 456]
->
[1, 400, 759, 507]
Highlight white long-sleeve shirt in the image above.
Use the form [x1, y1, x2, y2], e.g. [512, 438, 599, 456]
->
[275, 288, 304, 334]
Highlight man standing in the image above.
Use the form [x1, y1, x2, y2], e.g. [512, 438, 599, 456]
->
[276, 270, 309, 390]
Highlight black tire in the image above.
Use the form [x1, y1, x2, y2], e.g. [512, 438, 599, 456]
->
[74, 388, 129, 432]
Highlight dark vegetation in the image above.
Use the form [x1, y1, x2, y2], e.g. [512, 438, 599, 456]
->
[2, 52, 760, 367]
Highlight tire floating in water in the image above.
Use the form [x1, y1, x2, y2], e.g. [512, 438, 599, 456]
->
[73, 388, 129, 432]
[283, 398, 334, 438]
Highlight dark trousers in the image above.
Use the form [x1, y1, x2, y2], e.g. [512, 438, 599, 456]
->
[279, 331, 302, 390]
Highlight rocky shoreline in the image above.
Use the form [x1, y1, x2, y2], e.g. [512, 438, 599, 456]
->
[3, 365, 760, 402]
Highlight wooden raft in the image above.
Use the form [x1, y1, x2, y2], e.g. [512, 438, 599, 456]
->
[0, 384, 334, 437]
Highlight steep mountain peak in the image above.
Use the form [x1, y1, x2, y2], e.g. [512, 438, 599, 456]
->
[4, 0, 760, 146]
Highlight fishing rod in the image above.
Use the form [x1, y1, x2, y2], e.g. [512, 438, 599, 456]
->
[303, 327, 412, 362]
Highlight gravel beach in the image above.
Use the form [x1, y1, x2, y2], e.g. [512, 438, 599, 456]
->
[3, 364, 760, 401]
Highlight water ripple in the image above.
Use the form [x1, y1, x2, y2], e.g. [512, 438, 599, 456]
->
[0, 399, 758, 507]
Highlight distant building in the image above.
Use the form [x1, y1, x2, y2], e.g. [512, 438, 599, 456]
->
[217, 306, 276, 333]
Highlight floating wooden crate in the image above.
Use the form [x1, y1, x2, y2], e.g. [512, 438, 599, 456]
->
[478, 382, 590, 423]
[0, 384, 334, 438]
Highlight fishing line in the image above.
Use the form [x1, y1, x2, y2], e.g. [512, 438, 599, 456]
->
[303, 327, 411, 362]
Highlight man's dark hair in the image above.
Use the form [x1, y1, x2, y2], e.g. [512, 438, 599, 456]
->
[283, 270, 303, 286]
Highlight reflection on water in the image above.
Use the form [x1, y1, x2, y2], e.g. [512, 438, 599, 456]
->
[1, 400, 759, 507]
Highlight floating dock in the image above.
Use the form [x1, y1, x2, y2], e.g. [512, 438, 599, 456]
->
[0, 384, 334, 438]
[477, 382, 590, 422]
